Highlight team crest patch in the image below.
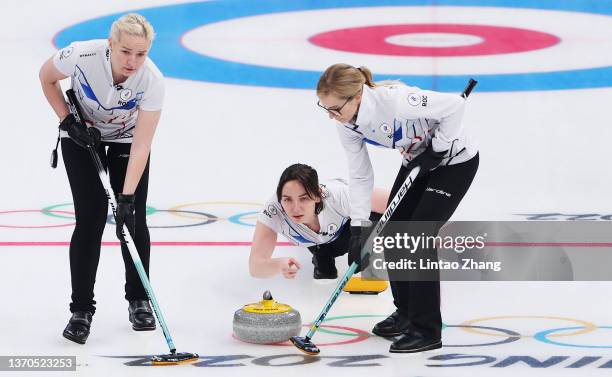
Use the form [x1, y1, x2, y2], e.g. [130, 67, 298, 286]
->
[327, 223, 338, 235]
[379, 123, 392, 134]
[407, 93, 421, 106]
[120, 89, 132, 101]
[320, 184, 329, 198]
[60, 46, 74, 60]
[267, 205, 277, 216]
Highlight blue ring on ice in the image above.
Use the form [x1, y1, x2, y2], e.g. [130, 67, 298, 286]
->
[54, 0, 612, 91]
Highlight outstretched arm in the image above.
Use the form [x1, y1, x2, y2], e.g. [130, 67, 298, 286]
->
[249, 222, 301, 278]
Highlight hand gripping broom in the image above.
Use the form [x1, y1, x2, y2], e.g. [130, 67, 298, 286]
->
[66, 89, 198, 365]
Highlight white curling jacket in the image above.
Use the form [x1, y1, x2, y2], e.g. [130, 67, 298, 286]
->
[53, 40, 165, 143]
[336, 84, 477, 223]
[257, 179, 351, 247]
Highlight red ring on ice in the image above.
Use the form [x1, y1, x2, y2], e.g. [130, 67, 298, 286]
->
[232, 324, 370, 347]
[308, 24, 560, 56]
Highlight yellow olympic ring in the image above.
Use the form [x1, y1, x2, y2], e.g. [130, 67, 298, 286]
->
[459, 316, 597, 338]
[168, 201, 263, 221]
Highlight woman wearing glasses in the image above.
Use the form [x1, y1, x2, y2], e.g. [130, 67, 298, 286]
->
[249, 163, 388, 280]
[316, 64, 479, 353]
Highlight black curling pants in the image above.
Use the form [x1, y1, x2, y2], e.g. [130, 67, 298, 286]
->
[307, 212, 382, 271]
[61, 139, 151, 314]
[307, 222, 351, 273]
[385, 154, 479, 339]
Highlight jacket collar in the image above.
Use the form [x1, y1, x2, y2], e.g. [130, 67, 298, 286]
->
[353, 84, 376, 127]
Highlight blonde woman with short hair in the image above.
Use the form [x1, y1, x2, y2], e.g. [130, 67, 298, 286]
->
[39, 13, 164, 344]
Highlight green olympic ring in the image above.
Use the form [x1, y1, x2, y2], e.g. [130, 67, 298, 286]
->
[319, 314, 451, 337]
[319, 314, 384, 337]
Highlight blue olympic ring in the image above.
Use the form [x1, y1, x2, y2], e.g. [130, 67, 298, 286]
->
[534, 326, 612, 349]
[228, 211, 259, 227]
[53, 0, 612, 92]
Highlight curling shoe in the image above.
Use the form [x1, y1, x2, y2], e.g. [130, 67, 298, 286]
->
[389, 332, 442, 354]
[372, 310, 412, 337]
[312, 255, 338, 280]
[128, 299, 156, 331]
[62, 311, 92, 344]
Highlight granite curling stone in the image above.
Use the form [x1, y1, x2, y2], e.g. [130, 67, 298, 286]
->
[233, 290, 301, 344]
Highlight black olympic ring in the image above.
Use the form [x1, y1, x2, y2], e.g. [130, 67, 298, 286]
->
[442, 325, 521, 347]
[378, 324, 521, 347]
[106, 209, 218, 228]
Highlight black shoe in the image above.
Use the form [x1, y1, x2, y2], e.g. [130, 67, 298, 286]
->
[372, 311, 412, 337]
[62, 311, 92, 344]
[312, 255, 338, 280]
[128, 299, 156, 331]
[389, 333, 442, 353]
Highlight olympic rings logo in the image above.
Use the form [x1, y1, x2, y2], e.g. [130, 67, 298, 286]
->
[0, 202, 264, 229]
[260, 315, 612, 349]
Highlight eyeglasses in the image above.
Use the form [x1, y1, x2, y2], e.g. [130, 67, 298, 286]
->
[317, 95, 355, 117]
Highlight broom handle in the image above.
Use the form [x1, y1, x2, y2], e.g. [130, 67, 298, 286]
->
[66, 89, 177, 354]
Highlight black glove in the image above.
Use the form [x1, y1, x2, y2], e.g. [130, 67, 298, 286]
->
[405, 143, 446, 177]
[60, 114, 101, 149]
[116, 194, 135, 242]
[348, 223, 372, 272]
